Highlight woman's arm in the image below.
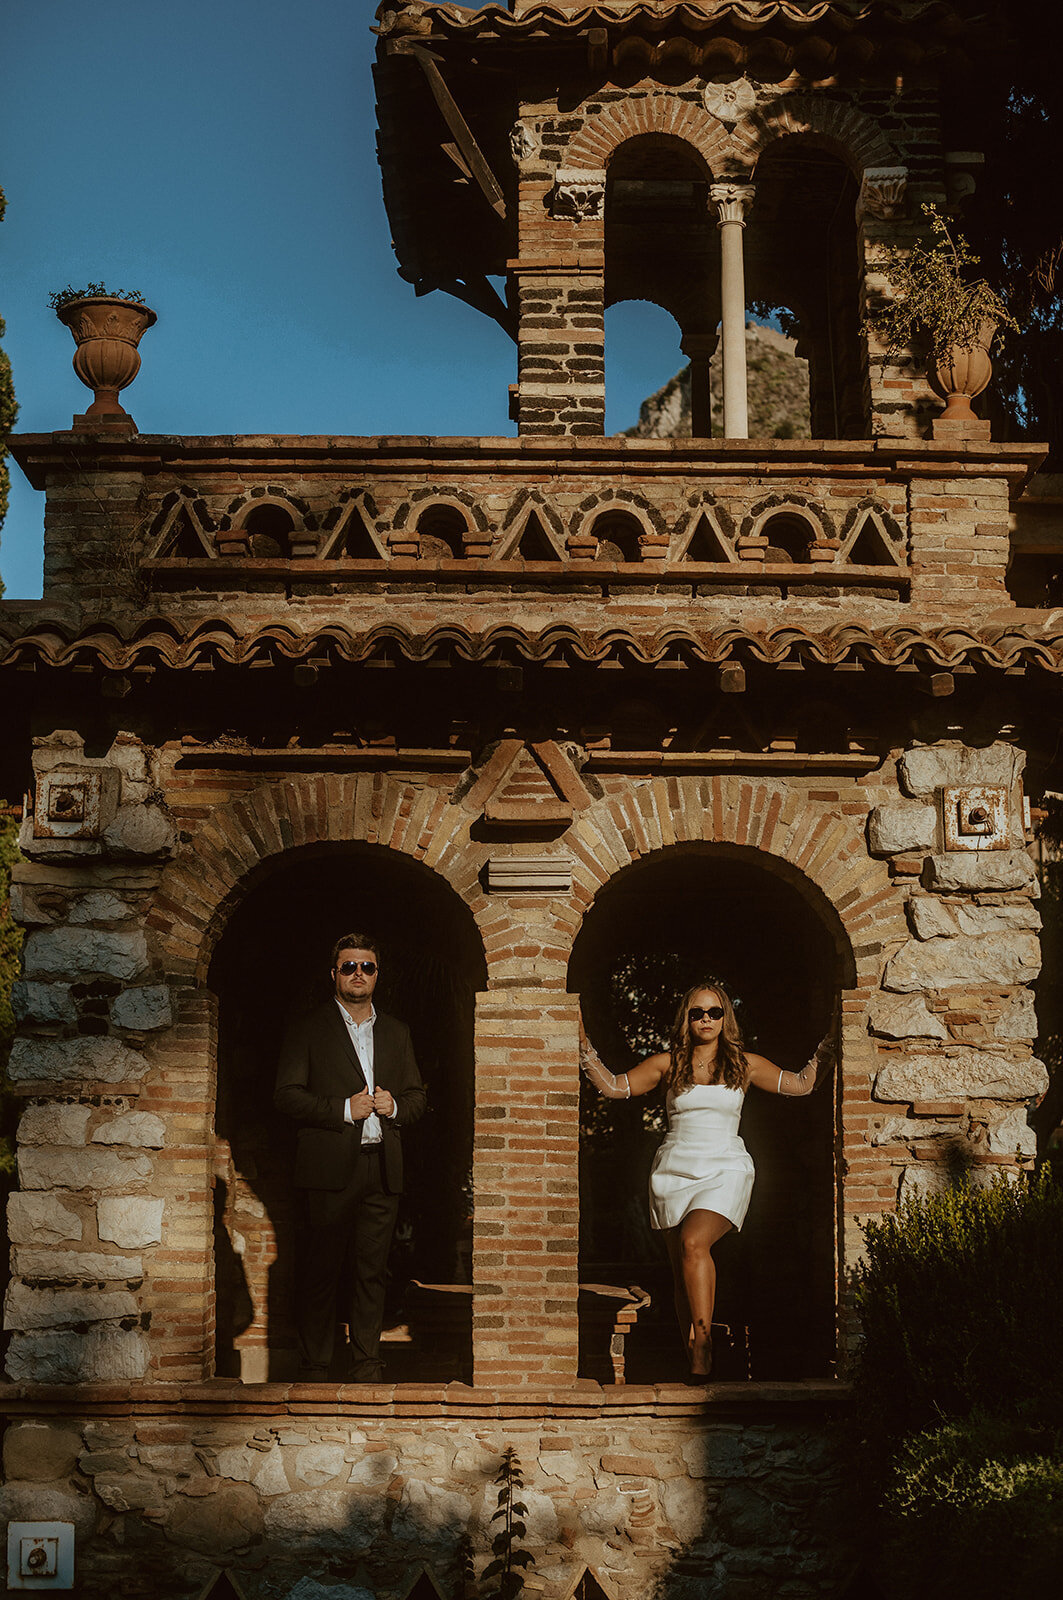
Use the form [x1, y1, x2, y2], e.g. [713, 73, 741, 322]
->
[579, 1019, 667, 1099]
[746, 1029, 835, 1098]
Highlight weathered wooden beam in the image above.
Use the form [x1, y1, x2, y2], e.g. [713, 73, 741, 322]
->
[410, 46, 507, 220]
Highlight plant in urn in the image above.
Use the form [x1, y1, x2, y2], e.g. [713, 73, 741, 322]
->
[50, 282, 156, 426]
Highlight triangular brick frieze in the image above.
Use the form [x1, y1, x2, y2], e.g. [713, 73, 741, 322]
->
[460, 737, 594, 827]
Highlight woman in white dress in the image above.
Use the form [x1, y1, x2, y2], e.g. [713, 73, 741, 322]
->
[580, 980, 831, 1381]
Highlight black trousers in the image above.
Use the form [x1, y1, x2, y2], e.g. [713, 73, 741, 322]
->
[295, 1144, 399, 1381]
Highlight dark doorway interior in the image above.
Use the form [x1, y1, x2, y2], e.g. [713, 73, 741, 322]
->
[208, 843, 486, 1381]
[570, 845, 841, 1382]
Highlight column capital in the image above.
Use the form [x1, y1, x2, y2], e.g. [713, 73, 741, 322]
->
[709, 182, 755, 227]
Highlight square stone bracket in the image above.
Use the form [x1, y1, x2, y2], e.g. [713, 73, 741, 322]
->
[941, 785, 1010, 852]
[32, 768, 119, 841]
[6, 1522, 74, 1590]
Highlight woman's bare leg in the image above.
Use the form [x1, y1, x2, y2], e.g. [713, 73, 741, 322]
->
[675, 1209, 732, 1376]
[664, 1228, 693, 1360]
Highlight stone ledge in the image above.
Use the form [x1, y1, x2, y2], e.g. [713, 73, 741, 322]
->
[0, 1378, 849, 1421]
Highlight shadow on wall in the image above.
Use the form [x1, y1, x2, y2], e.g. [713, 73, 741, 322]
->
[207, 843, 486, 1382]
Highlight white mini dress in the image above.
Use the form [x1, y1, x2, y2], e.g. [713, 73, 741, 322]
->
[648, 1082, 755, 1231]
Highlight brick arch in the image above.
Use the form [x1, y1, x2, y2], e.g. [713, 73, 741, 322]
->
[151, 772, 488, 982]
[565, 93, 731, 178]
[558, 775, 903, 986]
[736, 94, 898, 176]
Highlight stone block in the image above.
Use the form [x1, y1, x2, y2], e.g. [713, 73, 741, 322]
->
[67, 891, 137, 923]
[869, 993, 947, 1040]
[882, 932, 1040, 992]
[7, 1192, 83, 1245]
[18, 1146, 153, 1192]
[908, 898, 1042, 940]
[4, 1324, 148, 1383]
[994, 990, 1038, 1041]
[3, 1422, 83, 1481]
[393, 1478, 473, 1545]
[166, 1482, 264, 1555]
[92, 1111, 166, 1148]
[94, 1473, 167, 1512]
[264, 1488, 383, 1548]
[4, 1280, 139, 1330]
[97, 1195, 165, 1247]
[924, 852, 1037, 893]
[986, 1106, 1036, 1156]
[7, 1036, 151, 1086]
[899, 742, 1023, 797]
[17, 1103, 92, 1146]
[346, 1450, 397, 1487]
[109, 985, 172, 1031]
[22, 927, 149, 982]
[868, 803, 936, 856]
[102, 802, 177, 858]
[12, 981, 77, 1026]
[875, 1051, 1048, 1102]
[871, 1116, 960, 1145]
[295, 1443, 347, 1486]
[15, 1248, 142, 1280]
[288, 1582, 374, 1600]
[898, 1164, 1001, 1203]
[661, 1476, 708, 1544]
[0, 1480, 98, 1540]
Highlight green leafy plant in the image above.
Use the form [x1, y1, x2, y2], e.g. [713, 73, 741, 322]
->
[850, 1171, 1063, 1597]
[48, 282, 146, 312]
[865, 203, 1019, 363]
[853, 1169, 1063, 1441]
[481, 1446, 536, 1600]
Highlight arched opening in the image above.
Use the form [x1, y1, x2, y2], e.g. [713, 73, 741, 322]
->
[592, 510, 645, 563]
[417, 504, 467, 559]
[243, 502, 295, 558]
[569, 845, 843, 1382]
[207, 843, 486, 1382]
[605, 136, 715, 436]
[761, 511, 816, 563]
[746, 139, 863, 438]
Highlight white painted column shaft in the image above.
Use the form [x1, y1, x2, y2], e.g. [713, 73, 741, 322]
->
[710, 183, 755, 440]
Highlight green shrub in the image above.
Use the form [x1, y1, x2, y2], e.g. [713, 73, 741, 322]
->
[853, 1170, 1063, 1442]
[882, 1417, 1063, 1593]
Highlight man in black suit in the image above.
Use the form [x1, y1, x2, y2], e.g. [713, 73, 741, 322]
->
[275, 933, 425, 1381]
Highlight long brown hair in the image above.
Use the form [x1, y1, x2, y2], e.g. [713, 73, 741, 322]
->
[667, 981, 747, 1092]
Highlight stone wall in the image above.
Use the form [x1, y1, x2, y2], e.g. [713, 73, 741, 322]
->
[0, 1394, 848, 1600]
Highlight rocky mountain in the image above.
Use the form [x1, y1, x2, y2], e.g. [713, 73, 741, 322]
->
[626, 321, 811, 439]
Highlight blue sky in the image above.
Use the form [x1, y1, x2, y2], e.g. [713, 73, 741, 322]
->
[1, 0, 684, 600]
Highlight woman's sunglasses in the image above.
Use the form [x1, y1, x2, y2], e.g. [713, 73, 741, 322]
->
[688, 1006, 725, 1023]
[337, 960, 378, 976]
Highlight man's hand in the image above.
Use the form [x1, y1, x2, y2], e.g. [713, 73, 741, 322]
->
[347, 1088, 374, 1121]
[373, 1087, 395, 1117]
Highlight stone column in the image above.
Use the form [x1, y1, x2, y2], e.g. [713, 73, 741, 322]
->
[680, 332, 718, 439]
[709, 183, 755, 439]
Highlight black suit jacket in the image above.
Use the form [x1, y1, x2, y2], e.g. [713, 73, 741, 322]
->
[274, 1000, 425, 1194]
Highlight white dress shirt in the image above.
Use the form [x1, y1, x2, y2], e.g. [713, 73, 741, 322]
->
[336, 1000, 393, 1144]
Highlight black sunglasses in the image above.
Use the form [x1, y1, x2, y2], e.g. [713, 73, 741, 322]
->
[688, 1005, 725, 1023]
[337, 960, 378, 976]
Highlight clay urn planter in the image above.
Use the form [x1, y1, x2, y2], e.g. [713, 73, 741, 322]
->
[54, 294, 157, 420]
[933, 317, 997, 421]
